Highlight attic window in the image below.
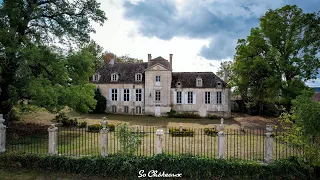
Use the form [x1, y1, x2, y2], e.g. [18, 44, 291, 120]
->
[176, 81, 182, 88]
[111, 73, 118, 82]
[217, 82, 221, 87]
[135, 73, 142, 82]
[93, 74, 100, 82]
[196, 78, 202, 87]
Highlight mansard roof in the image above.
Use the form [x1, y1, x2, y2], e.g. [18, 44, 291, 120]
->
[94, 62, 148, 84]
[148, 56, 171, 69]
[171, 72, 227, 88]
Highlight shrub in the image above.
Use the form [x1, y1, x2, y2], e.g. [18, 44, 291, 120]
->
[116, 123, 143, 155]
[204, 128, 218, 136]
[0, 153, 317, 179]
[87, 124, 115, 132]
[53, 112, 78, 127]
[78, 121, 87, 128]
[169, 127, 194, 137]
[206, 114, 219, 120]
[91, 88, 107, 113]
[10, 106, 22, 121]
[167, 111, 201, 119]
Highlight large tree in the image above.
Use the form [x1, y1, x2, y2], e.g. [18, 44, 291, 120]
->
[232, 5, 320, 115]
[0, 0, 107, 121]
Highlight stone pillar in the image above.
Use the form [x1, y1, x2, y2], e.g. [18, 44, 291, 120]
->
[100, 117, 108, 157]
[265, 124, 274, 163]
[0, 114, 6, 154]
[48, 124, 58, 155]
[218, 118, 225, 158]
[156, 129, 164, 154]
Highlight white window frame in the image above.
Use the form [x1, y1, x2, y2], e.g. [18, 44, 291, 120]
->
[136, 106, 142, 114]
[176, 91, 182, 104]
[135, 73, 142, 82]
[94, 74, 99, 81]
[136, 89, 142, 101]
[123, 89, 129, 101]
[155, 90, 161, 101]
[205, 92, 211, 104]
[187, 91, 193, 104]
[111, 89, 118, 101]
[124, 106, 129, 113]
[216, 91, 222, 104]
[196, 78, 202, 87]
[111, 73, 118, 82]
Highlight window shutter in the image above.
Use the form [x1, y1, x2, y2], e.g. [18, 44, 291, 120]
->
[133, 89, 136, 102]
[203, 92, 205, 104]
[117, 88, 120, 101]
[109, 88, 112, 101]
[142, 89, 144, 102]
[193, 91, 196, 104]
[181, 92, 184, 104]
[222, 90, 225, 105]
[185, 92, 188, 104]
[173, 90, 177, 104]
[121, 89, 124, 101]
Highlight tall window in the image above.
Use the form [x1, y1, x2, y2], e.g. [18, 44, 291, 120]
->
[187, 91, 193, 104]
[112, 106, 117, 113]
[136, 106, 142, 114]
[176, 91, 182, 104]
[111, 89, 118, 101]
[124, 106, 129, 113]
[135, 73, 142, 82]
[196, 78, 202, 87]
[123, 89, 129, 101]
[216, 91, 222, 104]
[136, 89, 142, 101]
[156, 76, 161, 82]
[111, 73, 118, 82]
[155, 90, 161, 101]
[205, 92, 211, 104]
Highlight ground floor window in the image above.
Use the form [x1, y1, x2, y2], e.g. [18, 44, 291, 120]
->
[188, 91, 193, 104]
[124, 106, 129, 113]
[112, 105, 117, 113]
[216, 91, 222, 104]
[136, 106, 142, 114]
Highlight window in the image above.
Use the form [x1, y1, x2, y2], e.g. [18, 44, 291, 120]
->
[111, 89, 118, 101]
[155, 90, 161, 101]
[124, 106, 129, 113]
[156, 76, 161, 82]
[94, 74, 99, 81]
[196, 78, 202, 87]
[112, 106, 117, 113]
[111, 73, 118, 82]
[136, 89, 142, 101]
[205, 92, 211, 104]
[136, 106, 142, 114]
[187, 91, 193, 104]
[176, 91, 182, 104]
[123, 89, 129, 101]
[216, 91, 222, 104]
[135, 73, 142, 82]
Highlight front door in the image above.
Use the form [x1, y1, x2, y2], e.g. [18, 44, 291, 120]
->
[155, 106, 161, 117]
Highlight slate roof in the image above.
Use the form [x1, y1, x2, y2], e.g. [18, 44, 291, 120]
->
[95, 62, 148, 84]
[171, 72, 227, 88]
[148, 56, 171, 69]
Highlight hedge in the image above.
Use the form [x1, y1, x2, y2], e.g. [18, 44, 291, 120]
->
[0, 153, 318, 180]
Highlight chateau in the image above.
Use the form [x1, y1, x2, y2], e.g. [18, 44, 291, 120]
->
[92, 54, 231, 118]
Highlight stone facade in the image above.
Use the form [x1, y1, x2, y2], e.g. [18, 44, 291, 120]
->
[92, 54, 231, 118]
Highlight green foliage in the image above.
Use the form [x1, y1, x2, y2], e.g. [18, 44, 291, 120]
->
[216, 61, 233, 87]
[87, 124, 115, 132]
[204, 128, 218, 136]
[116, 123, 143, 155]
[91, 88, 106, 113]
[232, 5, 320, 115]
[169, 127, 194, 137]
[0, 153, 318, 179]
[280, 89, 320, 166]
[77, 121, 87, 128]
[10, 106, 22, 121]
[167, 110, 201, 119]
[206, 114, 220, 120]
[53, 112, 78, 127]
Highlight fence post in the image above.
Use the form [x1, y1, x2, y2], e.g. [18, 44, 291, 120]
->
[218, 118, 225, 158]
[100, 117, 108, 157]
[264, 124, 274, 163]
[48, 124, 58, 155]
[0, 114, 6, 154]
[156, 129, 164, 154]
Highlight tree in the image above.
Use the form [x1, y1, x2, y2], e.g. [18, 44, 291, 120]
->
[216, 61, 233, 85]
[91, 87, 106, 113]
[0, 0, 107, 121]
[232, 5, 320, 115]
[280, 89, 320, 166]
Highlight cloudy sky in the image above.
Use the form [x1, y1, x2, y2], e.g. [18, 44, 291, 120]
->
[90, 0, 320, 87]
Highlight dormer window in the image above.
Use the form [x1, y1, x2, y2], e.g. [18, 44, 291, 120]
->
[93, 74, 100, 82]
[135, 73, 142, 82]
[217, 81, 222, 88]
[196, 78, 202, 87]
[111, 73, 118, 82]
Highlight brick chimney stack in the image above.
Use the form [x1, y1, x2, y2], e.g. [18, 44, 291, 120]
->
[148, 54, 152, 67]
[169, 54, 173, 70]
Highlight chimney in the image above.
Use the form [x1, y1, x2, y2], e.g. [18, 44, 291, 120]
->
[169, 54, 173, 70]
[148, 54, 151, 66]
